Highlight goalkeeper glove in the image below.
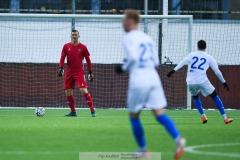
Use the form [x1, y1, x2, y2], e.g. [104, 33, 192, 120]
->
[223, 82, 229, 91]
[167, 70, 175, 78]
[58, 67, 64, 77]
[115, 64, 124, 74]
[88, 71, 94, 82]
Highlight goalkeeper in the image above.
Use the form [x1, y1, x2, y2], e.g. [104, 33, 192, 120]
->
[58, 30, 95, 117]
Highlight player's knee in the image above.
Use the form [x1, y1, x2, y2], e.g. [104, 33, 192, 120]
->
[209, 90, 217, 99]
[152, 108, 164, 117]
[65, 89, 73, 96]
[193, 94, 199, 99]
[79, 88, 88, 95]
[129, 112, 140, 118]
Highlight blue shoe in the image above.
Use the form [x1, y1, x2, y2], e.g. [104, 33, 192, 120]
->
[65, 112, 77, 117]
[91, 111, 96, 117]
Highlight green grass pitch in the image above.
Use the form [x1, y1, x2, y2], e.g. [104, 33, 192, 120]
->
[0, 109, 239, 160]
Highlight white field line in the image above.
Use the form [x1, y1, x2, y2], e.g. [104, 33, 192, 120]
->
[185, 143, 240, 158]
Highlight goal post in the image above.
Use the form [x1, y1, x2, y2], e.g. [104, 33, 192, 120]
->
[187, 15, 193, 110]
[0, 13, 193, 109]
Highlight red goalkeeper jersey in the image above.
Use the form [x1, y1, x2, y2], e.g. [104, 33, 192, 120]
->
[59, 42, 92, 74]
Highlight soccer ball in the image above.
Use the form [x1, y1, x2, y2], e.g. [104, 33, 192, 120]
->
[35, 107, 45, 117]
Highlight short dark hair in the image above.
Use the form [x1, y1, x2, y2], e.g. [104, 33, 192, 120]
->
[71, 29, 79, 34]
[124, 9, 140, 24]
[198, 40, 206, 50]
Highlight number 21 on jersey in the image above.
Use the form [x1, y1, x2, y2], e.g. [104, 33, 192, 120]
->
[190, 56, 206, 72]
[139, 43, 154, 68]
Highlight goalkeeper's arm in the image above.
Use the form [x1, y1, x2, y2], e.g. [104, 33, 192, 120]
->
[58, 45, 66, 77]
[58, 67, 64, 77]
[85, 55, 93, 82]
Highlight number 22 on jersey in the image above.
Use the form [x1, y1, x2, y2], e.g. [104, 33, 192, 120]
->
[139, 43, 154, 68]
[190, 56, 206, 72]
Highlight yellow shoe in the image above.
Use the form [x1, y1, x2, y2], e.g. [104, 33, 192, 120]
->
[202, 116, 208, 124]
[224, 118, 233, 124]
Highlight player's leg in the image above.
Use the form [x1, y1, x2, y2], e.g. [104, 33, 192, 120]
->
[148, 84, 185, 160]
[201, 81, 233, 124]
[77, 73, 95, 117]
[65, 89, 77, 116]
[79, 88, 95, 117]
[153, 109, 185, 160]
[129, 112, 148, 156]
[193, 95, 207, 123]
[153, 109, 181, 142]
[189, 84, 207, 123]
[64, 75, 77, 117]
[209, 90, 233, 124]
[128, 88, 148, 158]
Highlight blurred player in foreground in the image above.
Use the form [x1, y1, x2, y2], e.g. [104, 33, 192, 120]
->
[167, 40, 233, 124]
[58, 30, 95, 117]
[115, 9, 185, 160]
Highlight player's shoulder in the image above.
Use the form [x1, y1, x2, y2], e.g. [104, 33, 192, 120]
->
[63, 42, 72, 48]
[123, 31, 135, 44]
[204, 53, 216, 63]
[187, 51, 198, 57]
[79, 43, 88, 49]
[198, 51, 214, 59]
[125, 30, 147, 38]
[134, 30, 151, 39]
[205, 52, 214, 58]
[124, 30, 152, 43]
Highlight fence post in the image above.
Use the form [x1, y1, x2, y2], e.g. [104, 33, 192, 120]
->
[71, 0, 76, 30]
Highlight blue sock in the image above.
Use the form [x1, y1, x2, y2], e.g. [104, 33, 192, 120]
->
[214, 96, 225, 115]
[156, 114, 180, 141]
[193, 97, 204, 115]
[130, 118, 146, 149]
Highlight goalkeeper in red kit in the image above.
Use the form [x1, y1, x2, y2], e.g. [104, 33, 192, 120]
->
[58, 30, 95, 117]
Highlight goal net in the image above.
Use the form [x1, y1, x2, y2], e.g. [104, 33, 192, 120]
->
[0, 14, 193, 109]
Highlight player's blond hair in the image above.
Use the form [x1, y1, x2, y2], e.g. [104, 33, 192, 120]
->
[124, 9, 140, 24]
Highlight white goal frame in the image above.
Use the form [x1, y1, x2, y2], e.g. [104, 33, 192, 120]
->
[0, 13, 193, 109]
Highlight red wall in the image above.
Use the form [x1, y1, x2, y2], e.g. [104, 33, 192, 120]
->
[0, 63, 239, 109]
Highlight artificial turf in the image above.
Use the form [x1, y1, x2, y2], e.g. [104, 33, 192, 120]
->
[0, 109, 239, 160]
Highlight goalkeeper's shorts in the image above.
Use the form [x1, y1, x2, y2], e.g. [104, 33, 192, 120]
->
[64, 73, 87, 89]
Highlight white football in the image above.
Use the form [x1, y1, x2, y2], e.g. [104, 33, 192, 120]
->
[35, 107, 45, 117]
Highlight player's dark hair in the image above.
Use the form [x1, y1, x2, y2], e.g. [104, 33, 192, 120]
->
[124, 9, 140, 24]
[71, 29, 79, 34]
[198, 40, 206, 50]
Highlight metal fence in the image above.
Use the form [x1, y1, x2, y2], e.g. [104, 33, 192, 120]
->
[1, 0, 240, 19]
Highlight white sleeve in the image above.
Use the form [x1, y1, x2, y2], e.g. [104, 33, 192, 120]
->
[122, 37, 138, 71]
[210, 57, 225, 83]
[174, 56, 190, 71]
[213, 68, 225, 83]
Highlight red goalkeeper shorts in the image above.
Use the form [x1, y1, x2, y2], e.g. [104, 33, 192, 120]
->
[64, 72, 88, 90]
